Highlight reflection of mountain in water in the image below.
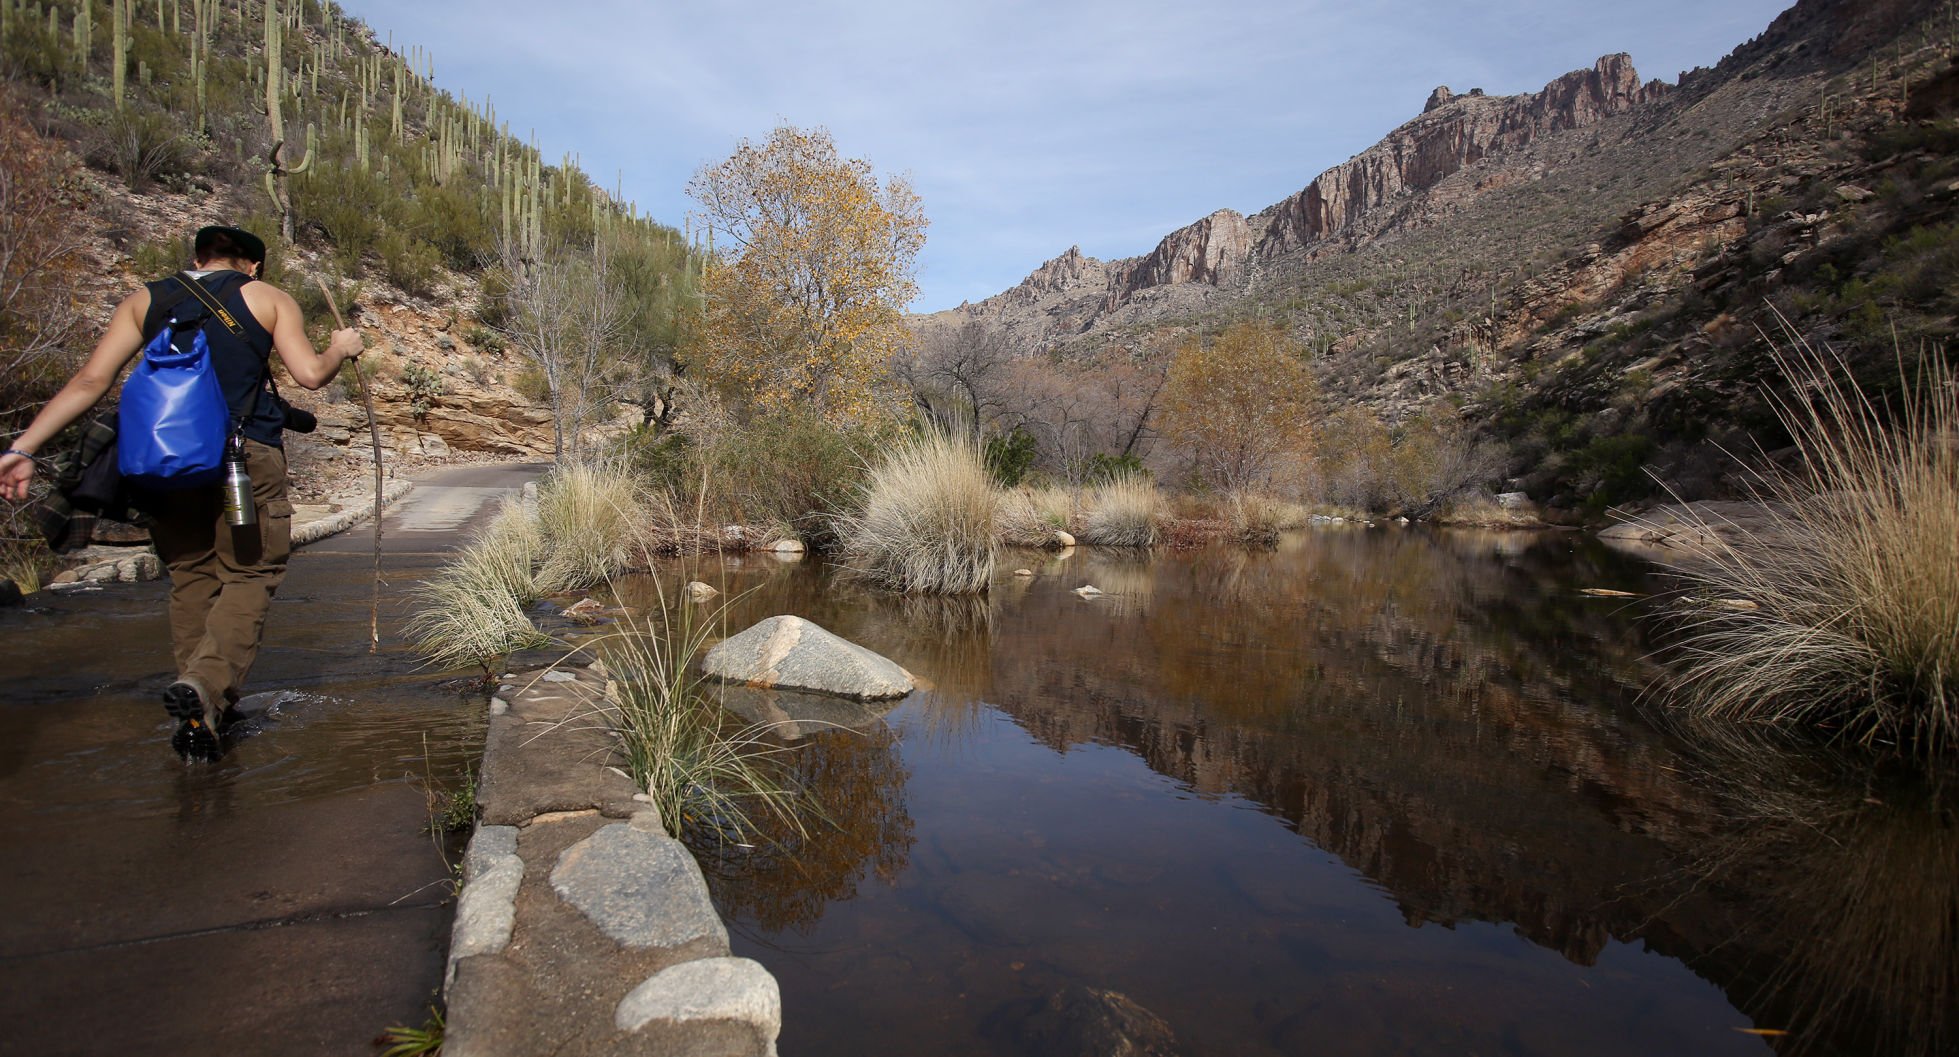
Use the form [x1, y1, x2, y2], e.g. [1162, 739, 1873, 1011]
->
[641, 532, 1959, 1056]
[973, 530, 1958, 1056]
[984, 530, 1696, 967]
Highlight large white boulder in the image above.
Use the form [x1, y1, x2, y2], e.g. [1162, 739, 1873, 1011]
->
[701, 616, 914, 701]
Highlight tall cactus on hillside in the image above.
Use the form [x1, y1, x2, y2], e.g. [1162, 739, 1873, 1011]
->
[111, 0, 129, 110]
[262, 0, 312, 242]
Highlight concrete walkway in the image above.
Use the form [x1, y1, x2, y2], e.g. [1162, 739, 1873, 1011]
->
[0, 462, 546, 1057]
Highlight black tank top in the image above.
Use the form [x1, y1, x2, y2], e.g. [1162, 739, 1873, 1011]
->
[142, 271, 284, 447]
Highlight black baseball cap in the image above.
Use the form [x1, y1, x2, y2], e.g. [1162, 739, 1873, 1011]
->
[194, 225, 267, 265]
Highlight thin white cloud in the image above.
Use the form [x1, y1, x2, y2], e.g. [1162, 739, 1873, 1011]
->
[338, 0, 1795, 310]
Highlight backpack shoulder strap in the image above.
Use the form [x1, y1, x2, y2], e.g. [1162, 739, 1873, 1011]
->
[142, 275, 202, 338]
[171, 273, 249, 338]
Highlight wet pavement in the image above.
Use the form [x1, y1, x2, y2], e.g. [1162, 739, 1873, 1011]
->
[0, 462, 545, 1057]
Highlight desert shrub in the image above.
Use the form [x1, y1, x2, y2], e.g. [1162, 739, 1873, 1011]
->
[1080, 474, 1162, 547]
[705, 408, 870, 545]
[88, 105, 190, 190]
[984, 427, 1038, 486]
[534, 460, 649, 592]
[1389, 407, 1505, 517]
[472, 498, 542, 606]
[835, 430, 997, 594]
[1657, 334, 1959, 755]
[378, 228, 444, 298]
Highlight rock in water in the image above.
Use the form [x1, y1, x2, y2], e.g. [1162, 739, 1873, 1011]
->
[702, 615, 914, 701]
[0, 578, 22, 606]
[685, 581, 719, 602]
[1013, 986, 1183, 1057]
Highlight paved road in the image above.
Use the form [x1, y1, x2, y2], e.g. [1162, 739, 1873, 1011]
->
[0, 462, 546, 1057]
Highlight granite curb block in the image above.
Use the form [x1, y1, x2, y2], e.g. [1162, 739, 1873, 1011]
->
[291, 479, 416, 546]
[49, 481, 415, 587]
[443, 659, 782, 1057]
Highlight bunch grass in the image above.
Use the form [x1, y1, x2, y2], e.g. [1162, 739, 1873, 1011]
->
[835, 430, 997, 594]
[596, 588, 805, 843]
[1079, 473, 1163, 547]
[1658, 331, 1959, 754]
[404, 541, 551, 676]
[535, 460, 648, 592]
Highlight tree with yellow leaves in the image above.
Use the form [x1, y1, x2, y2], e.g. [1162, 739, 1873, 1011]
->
[1160, 321, 1318, 491]
[688, 126, 927, 427]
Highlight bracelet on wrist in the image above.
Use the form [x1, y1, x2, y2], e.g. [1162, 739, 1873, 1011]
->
[2, 448, 34, 461]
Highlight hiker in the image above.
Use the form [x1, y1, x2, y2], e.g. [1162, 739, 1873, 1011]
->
[0, 225, 363, 759]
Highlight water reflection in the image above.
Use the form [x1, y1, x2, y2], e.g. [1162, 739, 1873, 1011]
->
[1666, 724, 1959, 1057]
[697, 722, 915, 935]
[654, 530, 1951, 1056]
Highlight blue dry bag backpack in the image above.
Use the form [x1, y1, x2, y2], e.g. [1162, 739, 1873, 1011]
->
[118, 279, 233, 489]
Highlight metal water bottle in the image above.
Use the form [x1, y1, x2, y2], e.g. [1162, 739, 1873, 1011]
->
[222, 437, 256, 527]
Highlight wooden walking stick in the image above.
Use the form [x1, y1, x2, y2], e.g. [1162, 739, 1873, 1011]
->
[314, 276, 384, 653]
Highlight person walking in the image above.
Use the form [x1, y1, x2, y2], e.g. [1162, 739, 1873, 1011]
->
[0, 225, 363, 759]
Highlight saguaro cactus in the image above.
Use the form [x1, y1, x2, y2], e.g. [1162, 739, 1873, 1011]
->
[263, 0, 313, 242]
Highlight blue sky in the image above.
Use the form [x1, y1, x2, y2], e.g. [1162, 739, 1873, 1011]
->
[337, 0, 1795, 311]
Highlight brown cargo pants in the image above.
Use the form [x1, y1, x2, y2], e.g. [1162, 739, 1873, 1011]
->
[146, 440, 295, 704]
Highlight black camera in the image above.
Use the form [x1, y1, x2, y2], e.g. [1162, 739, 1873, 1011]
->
[273, 394, 317, 434]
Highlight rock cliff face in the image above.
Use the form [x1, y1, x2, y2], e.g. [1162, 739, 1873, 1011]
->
[938, 54, 1670, 339]
[1253, 55, 1666, 259]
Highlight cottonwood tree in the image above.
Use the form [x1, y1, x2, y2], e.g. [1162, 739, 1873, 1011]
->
[688, 125, 926, 427]
[1160, 322, 1317, 492]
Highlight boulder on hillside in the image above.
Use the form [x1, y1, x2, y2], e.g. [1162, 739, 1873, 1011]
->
[701, 616, 913, 701]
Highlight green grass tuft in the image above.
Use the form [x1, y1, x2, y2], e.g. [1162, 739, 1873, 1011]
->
[595, 590, 805, 844]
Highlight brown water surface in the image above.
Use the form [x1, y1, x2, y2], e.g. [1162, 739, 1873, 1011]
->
[627, 526, 1958, 1057]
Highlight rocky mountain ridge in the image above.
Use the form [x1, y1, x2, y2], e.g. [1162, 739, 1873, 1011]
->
[935, 53, 1672, 345]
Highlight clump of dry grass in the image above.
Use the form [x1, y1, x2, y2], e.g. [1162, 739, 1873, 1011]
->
[835, 430, 997, 594]
[535, 460, 649, 592]
[405, 541, 551, 676]
[1658, 334, 1959, 754]
[996, 485, 1075, 548]
[1226, 491, 1284, 547]
[1079, 474, 1162, 547]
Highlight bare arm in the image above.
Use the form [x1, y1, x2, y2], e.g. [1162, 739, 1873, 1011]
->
[259, 283, 362, 390]
[0, 290, 151, 501]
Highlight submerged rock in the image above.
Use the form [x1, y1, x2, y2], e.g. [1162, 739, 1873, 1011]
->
[702, 615, 913, 701]
[1004, 986, 1184, 1057]
[685, 581, 719, 602]
[1074, 585, 1103, 598]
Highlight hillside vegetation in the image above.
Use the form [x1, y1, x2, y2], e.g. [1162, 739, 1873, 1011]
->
[0, 0, 698, 449]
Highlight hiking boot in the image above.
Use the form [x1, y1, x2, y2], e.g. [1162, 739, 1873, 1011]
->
[163, 679, 222, 762]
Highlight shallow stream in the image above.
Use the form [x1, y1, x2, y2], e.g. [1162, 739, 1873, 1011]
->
[618, 526, 1957, 1057]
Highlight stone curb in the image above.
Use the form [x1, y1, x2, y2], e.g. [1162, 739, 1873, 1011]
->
[444, 660, 781, 1057]
[47, 480, 416, 588]
[291, 479, 416, 546]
